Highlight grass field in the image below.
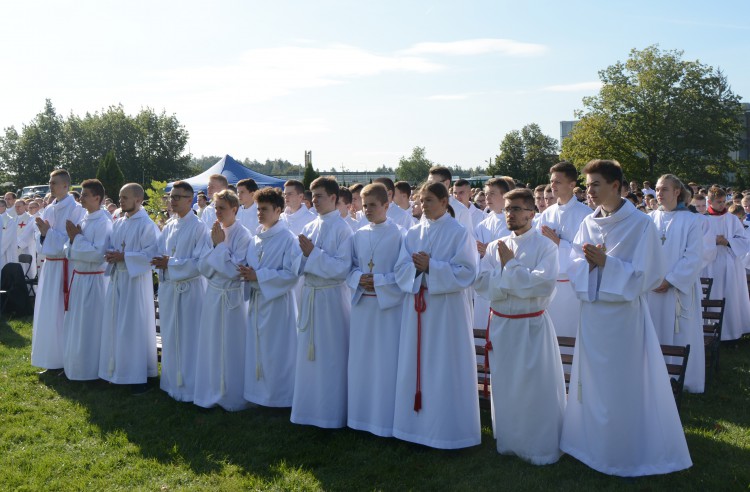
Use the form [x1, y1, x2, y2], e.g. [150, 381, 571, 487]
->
[1, 316, 749, 491]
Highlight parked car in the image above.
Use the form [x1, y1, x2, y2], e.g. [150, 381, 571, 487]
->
[21, 185, 50, 198]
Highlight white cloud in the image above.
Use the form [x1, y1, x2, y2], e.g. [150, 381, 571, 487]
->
[427, 93, 471, 101]
[402, 38, 547, 57]
[542, 81, 602, 92]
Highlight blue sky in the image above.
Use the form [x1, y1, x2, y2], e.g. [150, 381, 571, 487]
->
[1, 0, 749, 171]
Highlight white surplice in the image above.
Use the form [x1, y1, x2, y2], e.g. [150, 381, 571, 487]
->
[393, 212, 481, 449]
[468, 204, 486, 230]
[157, 212, 212, 402]
[16, 212, 37, 279]
[99, 208, 159, 384]
[536, 198, 592, 338]
[237, 203, 259, 236]
[290, 210, 353, 428]
[700, 212, 750, 340]
[449, 195, 475, 238]
[282, 206, 316, 236]
[62, 209, 111, 380]
[560, 199, 692, 477]
[475, 228, 565, 464]
[194, 221, 252, 411]
[0, 212, 18, 266]
[243, 220, 300, 407]
[346, 218, 405, 437]
[200, 202, 216, 228]
[647, 209, 705, 393]
[31, 195, 85, 369]
[387, 202, 416, 231]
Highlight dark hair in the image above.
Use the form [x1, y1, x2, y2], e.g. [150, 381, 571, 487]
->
[310, 176, 339, 203]
[534, 184, 546, 194]
[394, 181, 411, 196]
[544, 184, 552, 193]
[361, 183, 389, 204]
[549, 161, 578, 182]
[254, 187, 285, 210]
[373, 177, 395, 194]
[707, 186, 726, 200]
[338, 187, 352, 205]
[422, 182, 450, 201]
[349, 182, 364, 194]
[428, 165, 452, 183]
[171, 180, 194, 196]
[454, 178, 470, 188]
[237, 178, 259, 193]
[284, 179, 305, 194]
[81, 179, 105, 202]
[485, 177, 510, 194]
[504, 188, 535, 210]
[582, 159, 624, 189]
[70, 191, 81, 200]
[5, 192, 16, 199]
[209, 173, 229, 187]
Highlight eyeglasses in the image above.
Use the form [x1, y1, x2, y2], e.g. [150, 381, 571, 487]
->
[504, 206, 534, 214]
[169, 195, 192, 201]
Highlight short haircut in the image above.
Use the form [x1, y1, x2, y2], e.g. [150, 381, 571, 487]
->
[373, 177, 395, 194]
[171, 180, 195, 196]
[688, 182, 698, 188]
[209, 174, 228, 187]
[735, 192, 744, 201]
[728, 203, 744, 217]
[504, 188, 535, 210]
[50, 169, 71, 185]
[692, 195, 706, 202]
[544, 184, 552, 193]
[70, 191, 81, 200]
[643, 181, 652, 188]
[428, 165, 452, 183]
[485, 177, 510, 194]
[582, 159, 624, 188]
[310, 176, 340, 201]
[254, 187, 285, 210]
[534, 184, 546, 194]
[422, 181, 449, 201]
[213, 189, 239, 209]
[361, 183, 389, 204]
[5, 192, 16, 199]
[284, 179, 305, 194]
[121, 183, 145, 200]
[338, 187, 352, 205]
[707, 186, 726, 200]
[349, 183, 364, 194]
[237, 178, 259, 193]
[81, 179, 105, 201]
[742, 195, 750, 204]
[0, 199, 7, 207]
[549, 161, 578, 182]
[394, 181, 411, 196]
[303, 190, 312, 201]
[454, 178, 471, 188]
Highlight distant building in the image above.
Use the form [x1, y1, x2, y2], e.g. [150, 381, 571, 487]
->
[560, 120, 579, 143]
[274, 171, 395, 185]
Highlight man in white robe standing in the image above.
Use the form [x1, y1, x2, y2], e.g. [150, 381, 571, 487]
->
[62, 179, 112, 380]
[347, 183, 405, 437]
[31, 169, 85, 372]
[5, 192, 17, 218]
[99, 183, 159, 394]
[701, 186, 750, 340]
[560, 159, 691, 477]
[0, 199, 18, 266]
[200, 174, 228, 228]
[453, 179, 485, 230]
[290, 177, 353, 428]
[281, 180, 316, 236]
[194, 190, 251, 411]
[647, 175, 705, 393]
[15, 199, 37, 279]
[152, 181, 211, 402]
[537, 162, 592, 339]
[373, 177, 415, 231]
[475, 187, 565, 465]
[236, 178, 260, 235]
[240, 188, 299, 407]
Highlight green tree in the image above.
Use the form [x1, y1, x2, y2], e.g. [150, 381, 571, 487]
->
[302, 160, 319, 190]
[561, 45, 744, 183]
[395, 146, 432, 184]
[96, 150, 125, 204]
[489, 124, 558, 185]
[144, 180, 168, 225]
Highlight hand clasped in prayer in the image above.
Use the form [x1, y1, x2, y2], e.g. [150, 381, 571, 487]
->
[35, 217, 50, 236]
[582, 243, 607, 271]
[298, 234, 314, 257]
[211, 221, 225, 246]
[150, 255, 169, 270]
[496, 240, 515, 267]
[65, 219, 82, 243]
[540, 225, 561, 245]
[412, 251, 430, 273]
[105, 250, 125, 263]
[359, 273, 375, 291]
[237, 265, 257, 281]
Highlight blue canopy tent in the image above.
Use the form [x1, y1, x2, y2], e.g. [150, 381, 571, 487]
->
[166, 154, 286, 194]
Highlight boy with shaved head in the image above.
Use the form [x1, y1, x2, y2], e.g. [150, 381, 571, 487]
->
[100, 183, 160, 394]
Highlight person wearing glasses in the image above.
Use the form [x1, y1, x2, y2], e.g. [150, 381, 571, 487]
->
[475, 187, 565, 464]
[152, 181, 212, 402]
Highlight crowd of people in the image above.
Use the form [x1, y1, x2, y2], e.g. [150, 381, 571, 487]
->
[21, 159, 750, 478]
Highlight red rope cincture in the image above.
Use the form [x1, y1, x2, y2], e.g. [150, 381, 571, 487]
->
[489, 308, 545, 319]
[413, 285, 427, 412]
[65, 269, 105, 311]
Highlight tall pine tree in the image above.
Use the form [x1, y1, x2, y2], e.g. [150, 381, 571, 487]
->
[96, 150, 124, 204]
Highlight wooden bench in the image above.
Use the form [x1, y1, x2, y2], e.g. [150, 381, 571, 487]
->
[700, 277, 713, 300]
[701, 298, 725, 380]
[475, 330, 691, 410]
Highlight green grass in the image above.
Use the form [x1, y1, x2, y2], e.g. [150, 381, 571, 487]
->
[1, 316, 749, 491]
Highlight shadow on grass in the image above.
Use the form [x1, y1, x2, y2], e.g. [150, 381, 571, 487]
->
[38, 337, 750, 490]
[0, 318, 30, 349]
